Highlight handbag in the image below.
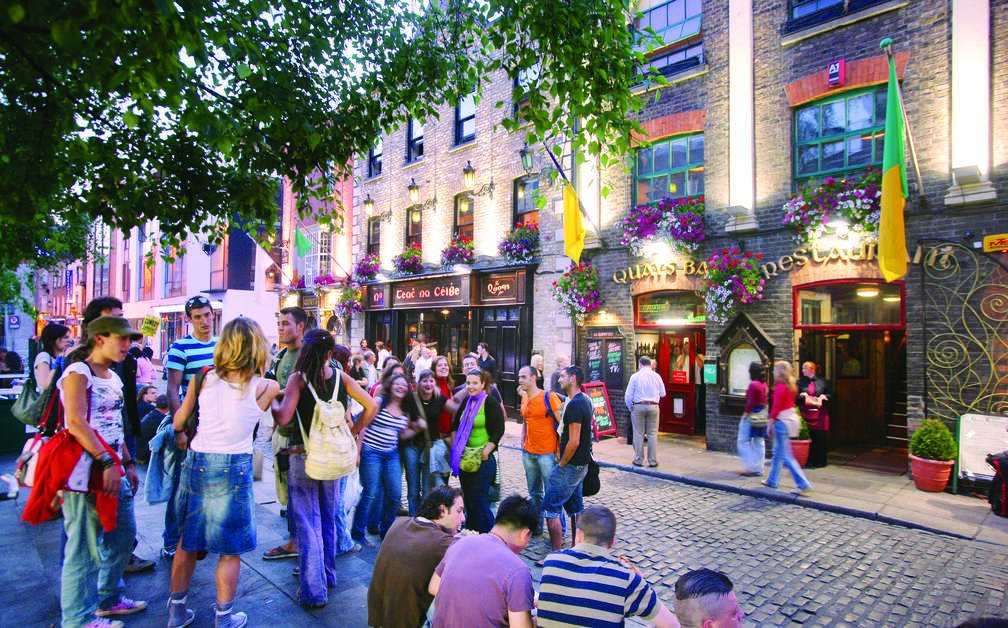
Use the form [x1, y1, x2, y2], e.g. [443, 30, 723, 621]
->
[12, 361, 61, 429]
[778, 407, 800, 438]
[176, 367, 211, 440]
[15, 377, 88, 488]
[748, 405, 769, 429]
[582, 458, 601, 497]
[460, 446, 483, 473]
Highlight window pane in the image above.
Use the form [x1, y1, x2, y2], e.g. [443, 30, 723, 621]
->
[847, 93, 873, 131]
[847, 135, 872, 166]
[651, 175, 669, 202]
[459, 93, 475, 117]
[462, 119, 475, 140]
[670, 171, 686, 198]
[689, 134, 704, 164]
[686, 0, 702, 18]
[653, 141, 670, 172]
[796, 106, 819, 142]
[670, 138, 688, 168]
[681, 16, 702, 39]
[821, 139, 845, 171]
[637, 148, 652, 177]
[688, 167, 704, 196]
[413, 119, 424, 138]
[797, 145, 819, 175]
[650, 5, 667, 30]
[875, 89, 887, 123]
[821, 101, 845, 136]
[668, 0, 684, 25]
[874, 132, 885, 162]
[637, 179, 653, 204]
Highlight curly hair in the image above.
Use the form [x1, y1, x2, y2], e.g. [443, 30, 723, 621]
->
[294, 329, 336, 393]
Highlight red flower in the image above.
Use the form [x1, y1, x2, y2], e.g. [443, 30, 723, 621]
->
[756, 254, 763, 260]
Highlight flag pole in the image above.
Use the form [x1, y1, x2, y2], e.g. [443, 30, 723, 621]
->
[881, 39, 927, 207]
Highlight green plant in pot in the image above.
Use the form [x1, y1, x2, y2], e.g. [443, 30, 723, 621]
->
[790, 412, 812, 468]
[908, 419, 958, 492]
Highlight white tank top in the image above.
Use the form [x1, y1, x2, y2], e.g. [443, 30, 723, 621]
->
[190, 372, 263, 455]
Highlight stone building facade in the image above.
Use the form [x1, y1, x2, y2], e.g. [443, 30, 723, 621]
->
[578, 0, 1007, 466]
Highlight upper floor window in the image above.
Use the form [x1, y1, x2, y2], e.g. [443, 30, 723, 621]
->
[163, 247, 185, 297]
[453, 193, 474, 240]
[794, 87, 885, 185]
[304, 228, 331, 284]
[513, 64, 541, 117]
[209, 240, 228, 291]
[406, 119, 424, 163]
[513, 176, 540, 227]
[634, 133, 704, 204]
[406, 207, 423, 248]
[367, 217, 381, 256]
[455, 93, 476, 145]
[785, 0, 890, 33]
[91, 223, 111, 298]
[367, 138, 383, 178]
[635, 0, 704, 79]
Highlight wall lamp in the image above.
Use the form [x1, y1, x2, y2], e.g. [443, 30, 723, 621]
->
[407, 178, 437, 211]
[363, 193, 374, 213]
[462, 161, 494, 198]
[519, 144, 534, 173]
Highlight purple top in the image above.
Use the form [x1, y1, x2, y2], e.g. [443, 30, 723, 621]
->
[433, 533, 534, 627]
[744, 380, 768, 413]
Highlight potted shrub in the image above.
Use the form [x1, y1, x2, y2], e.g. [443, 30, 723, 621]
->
[498, 223, 539, 264]
[790, 412, 812, 468]
[550, 261, 603, 326]
[392, 243, 424, 276]
[908, 419, 958, 492]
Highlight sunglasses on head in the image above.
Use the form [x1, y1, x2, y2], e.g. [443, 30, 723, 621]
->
[186, 296, 211, 310]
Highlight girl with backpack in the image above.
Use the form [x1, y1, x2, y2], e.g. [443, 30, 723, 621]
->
[351, 371, 427, 545]
[167, 318, 281, 628]
[271, 329, 377, 607]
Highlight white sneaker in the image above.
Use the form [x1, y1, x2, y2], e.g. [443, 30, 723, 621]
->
[84, 619, 124, 628]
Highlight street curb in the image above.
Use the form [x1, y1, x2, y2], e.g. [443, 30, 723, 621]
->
[499, 444, 974, 542]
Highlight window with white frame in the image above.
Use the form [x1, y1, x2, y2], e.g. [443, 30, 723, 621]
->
[304, 228, 332, 284]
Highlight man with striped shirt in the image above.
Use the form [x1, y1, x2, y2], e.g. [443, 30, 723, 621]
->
[538, 506, 679, 628]
[161, 294, 218, 558]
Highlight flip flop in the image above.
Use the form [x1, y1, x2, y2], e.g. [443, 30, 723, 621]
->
[263, 545, 298, 560]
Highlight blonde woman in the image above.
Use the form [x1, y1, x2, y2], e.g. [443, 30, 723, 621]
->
[762, 361, 812, 494]
[168, 318, 281, 628]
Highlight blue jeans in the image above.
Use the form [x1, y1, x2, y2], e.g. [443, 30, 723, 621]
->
[351, 445, 401, 540]
[335, 475, 355, 554]
[459, 454, 497, 533]
[522, 451, 556, 533]
[61, 479, 136, 628]
[288, 454, 337, 606]
[766, 421, 812, 490]
[403, 443, 426, 517]
[163, 446, 183, 552]
[542, 463, 587, 520]
[737, 418, 766, 475]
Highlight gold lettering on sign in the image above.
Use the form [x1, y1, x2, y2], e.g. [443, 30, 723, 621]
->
[486, 280, 512, 296]
[613, 269, 627, 284]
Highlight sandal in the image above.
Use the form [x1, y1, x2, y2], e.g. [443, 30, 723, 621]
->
[262, 545, 298, 560]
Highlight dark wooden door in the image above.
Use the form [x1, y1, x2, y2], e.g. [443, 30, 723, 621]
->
[476, 306, 526, 409]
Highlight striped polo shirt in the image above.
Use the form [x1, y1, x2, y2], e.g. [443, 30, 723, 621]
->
[537, 543, 660, 627]
[165, 335, 218, 390]
[362, 406, 408, 452]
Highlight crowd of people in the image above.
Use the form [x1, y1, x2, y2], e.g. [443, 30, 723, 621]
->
[27, 293, 750, 628]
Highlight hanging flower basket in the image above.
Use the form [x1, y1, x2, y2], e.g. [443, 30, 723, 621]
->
[620, 196, 706, 256]
[353, 253, 380, 282]
[782, 167, 882, 247]
[551, 261, 602, 326]
[440, 236, 474, 268]
[313, 274, 337, 288]
[290, 277, 306, 290]
[334, 284, 364, 319]
[701, 248, 765, 324]
[392, 243, 424, 276]
[498, 223, 539, 264]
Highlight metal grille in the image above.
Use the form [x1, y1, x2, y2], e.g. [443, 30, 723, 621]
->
[921, 240, 1008, 421]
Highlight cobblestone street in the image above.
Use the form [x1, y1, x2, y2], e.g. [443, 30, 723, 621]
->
[4, 445, 1007, 627]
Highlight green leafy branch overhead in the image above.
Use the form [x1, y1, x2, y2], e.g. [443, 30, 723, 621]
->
[0, 0, 663, 279]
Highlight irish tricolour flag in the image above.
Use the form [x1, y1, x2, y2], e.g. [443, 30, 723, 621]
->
[878, 48, 908, 282]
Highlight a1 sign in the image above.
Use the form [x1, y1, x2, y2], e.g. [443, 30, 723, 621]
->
[7, 315, 19, 329]
[828, 59, 846, 87]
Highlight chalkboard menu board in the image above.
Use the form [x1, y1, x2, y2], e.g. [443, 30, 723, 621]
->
[586, 328, 624, 391]
[583, 382, 618, 438]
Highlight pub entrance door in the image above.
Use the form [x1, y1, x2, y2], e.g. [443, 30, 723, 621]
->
[475, 305, 530, 409]
[655, 330, 704, 434]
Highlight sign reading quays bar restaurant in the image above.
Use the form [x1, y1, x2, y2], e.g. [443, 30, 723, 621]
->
[391, 275, 467, 309]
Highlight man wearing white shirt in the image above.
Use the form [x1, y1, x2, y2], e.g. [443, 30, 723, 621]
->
[624, 357, 666, 468]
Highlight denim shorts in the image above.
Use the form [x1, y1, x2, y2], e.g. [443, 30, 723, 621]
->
[176, 451, 255, 555]
[542, 463, 587, 519]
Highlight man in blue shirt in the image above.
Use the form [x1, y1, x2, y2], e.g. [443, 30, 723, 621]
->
[161, 295, 218, 558]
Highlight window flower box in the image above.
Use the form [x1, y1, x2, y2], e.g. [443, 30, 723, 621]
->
[498, 223, 539, 264]
[392, 243, 424, 276]
[782, 167, 881, 247]
[353, 253, 380, 282]
[440, 236, 474, 269]
[620, 196, 706, 256]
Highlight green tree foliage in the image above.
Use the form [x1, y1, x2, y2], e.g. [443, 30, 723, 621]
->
[0, 0, 661, 279]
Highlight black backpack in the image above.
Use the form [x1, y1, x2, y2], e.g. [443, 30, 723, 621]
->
[987, 452, 1008, 518]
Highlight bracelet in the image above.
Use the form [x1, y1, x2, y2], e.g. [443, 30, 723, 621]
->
[96, 452, 115, 470]
[173, 428, 186, 435]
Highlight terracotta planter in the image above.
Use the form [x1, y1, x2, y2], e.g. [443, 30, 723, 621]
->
[909, 454, 954, 492]
[791, 439, 811, 467]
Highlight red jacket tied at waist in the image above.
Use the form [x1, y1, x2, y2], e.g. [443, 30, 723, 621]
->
[22, 431, 123, 532]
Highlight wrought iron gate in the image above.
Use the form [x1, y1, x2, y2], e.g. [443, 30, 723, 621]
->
[921, 240, 1008, 421]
